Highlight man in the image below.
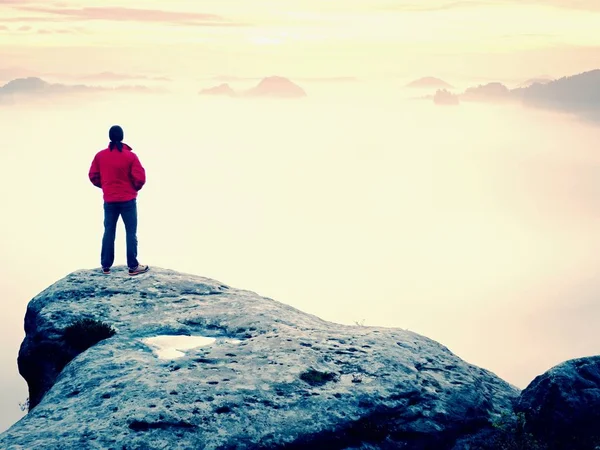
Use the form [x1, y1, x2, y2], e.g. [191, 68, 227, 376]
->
[89, 125, 149, 276]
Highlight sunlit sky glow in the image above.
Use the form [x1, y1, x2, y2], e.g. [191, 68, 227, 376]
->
[2, 0, 600, 82]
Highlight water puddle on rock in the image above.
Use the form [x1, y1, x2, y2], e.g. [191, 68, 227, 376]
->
[142, 335, 241, 359]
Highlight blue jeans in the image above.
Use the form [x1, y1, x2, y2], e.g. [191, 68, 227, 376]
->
[101, 199, 139, 269]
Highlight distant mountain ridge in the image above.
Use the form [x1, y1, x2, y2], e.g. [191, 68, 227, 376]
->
[0, 77, 85, 95]
[433, 89, 459, 106]
[455, 70, 600, 104]
[199, 83, 237, 97]
[200, 76, 307, 98]
[513, 69, 600, 108]
[517, 77, 554, 88]
[245, 76, 307, 98]
[431, 69, 600, 121]
[407, 77, 453, 89]
[0, 77, 159, 104]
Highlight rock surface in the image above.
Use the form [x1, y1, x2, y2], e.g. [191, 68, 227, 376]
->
[0, 267, 517, 450]
[515, 356, 600, 449]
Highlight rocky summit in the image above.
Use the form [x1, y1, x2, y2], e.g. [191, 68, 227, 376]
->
[0, 267, 518, 450]
[515, 356, 600, 450]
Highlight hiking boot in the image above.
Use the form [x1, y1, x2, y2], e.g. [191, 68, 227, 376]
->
[128, 264, 149, 276]
[102, 267, 111, 274]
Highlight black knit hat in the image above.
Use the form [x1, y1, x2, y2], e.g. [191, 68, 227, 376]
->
[109, 125, 124, 142]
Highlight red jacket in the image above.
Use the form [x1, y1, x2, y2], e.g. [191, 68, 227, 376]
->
[89, 143, 146, 203]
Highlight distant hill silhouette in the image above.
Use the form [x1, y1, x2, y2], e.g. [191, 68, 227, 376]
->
[198, 77, 307, 99]
[407, 77, 453, 89]
[296, 76, 358, 83]
[199, 83, 236, 97]
[77, 72, 171, 82]
[209, 75, 261, 82]
[1, 77, 72, 95]
[517, 77, 554, 88]
[461, 82, 512, 102]
[3, 77, 48, 92]
[434, 89, 460, 106]
[244, 76, 307, 98]
[513, 69, 600, 110]
[0, 77, 161, 105]
[432, 70, 600, 122]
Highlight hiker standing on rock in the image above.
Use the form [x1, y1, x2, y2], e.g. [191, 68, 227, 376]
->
[89, 125, 149, 276]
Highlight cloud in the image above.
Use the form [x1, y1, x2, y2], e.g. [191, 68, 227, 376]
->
[0, 70, 172, 84]
[379, 1, 499, 12]
[498, 33, 558, 39]
[527, 0, 600, 11]
[379, 0, 600, 12]
[0, 67, 33, 81]
[206, 75, 262, 82]
[207, 75, 359, 84]
[295, 76, 360, 83]
[77, 72, 171, 82]
[21, 27, 81, 35]
[0, 16, 67, 23]
[14, 6, 248, 27]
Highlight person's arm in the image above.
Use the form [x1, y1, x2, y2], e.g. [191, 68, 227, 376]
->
[88, 155, 102, 188]
[130, 153, 146, 191]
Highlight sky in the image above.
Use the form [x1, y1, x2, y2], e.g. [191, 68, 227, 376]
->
[1, 0, 600, 84]
[1, 0, 600, 436]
